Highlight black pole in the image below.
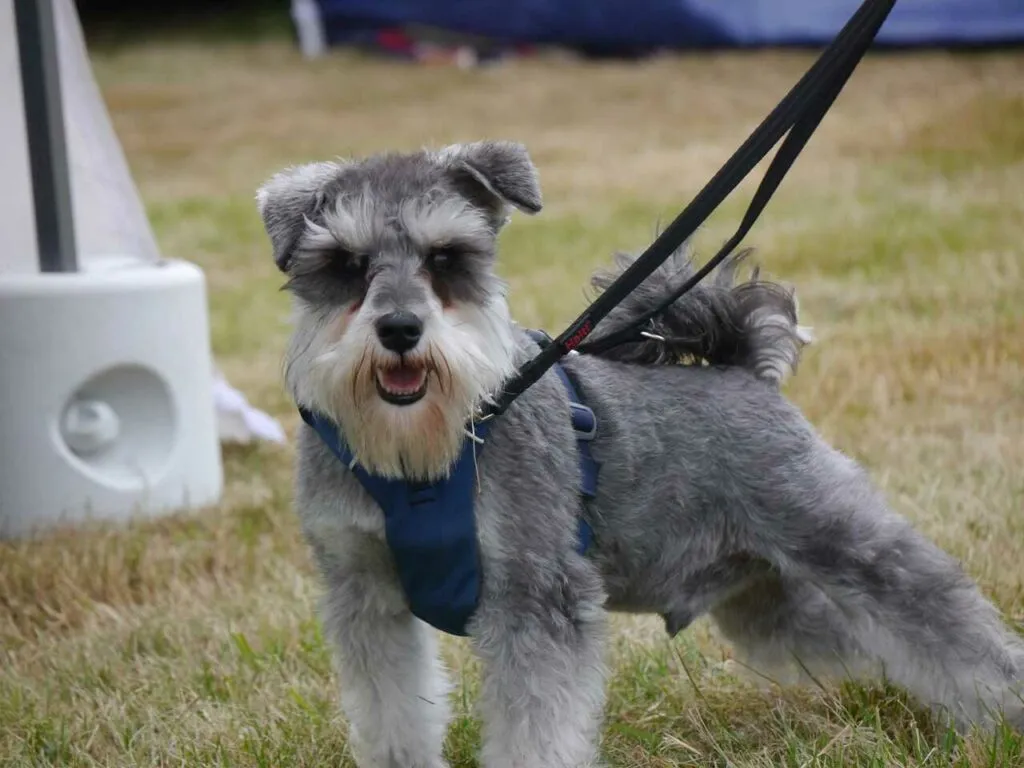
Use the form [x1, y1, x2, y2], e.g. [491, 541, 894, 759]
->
[14, 0, 78, 273]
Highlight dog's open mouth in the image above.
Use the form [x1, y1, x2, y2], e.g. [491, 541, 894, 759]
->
[375, 362, 428, 406]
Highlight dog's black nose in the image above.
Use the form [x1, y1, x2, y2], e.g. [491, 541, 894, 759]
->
[375, 311, 423, 353]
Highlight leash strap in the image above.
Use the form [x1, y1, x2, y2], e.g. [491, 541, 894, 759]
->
[480, 0, 897, 418]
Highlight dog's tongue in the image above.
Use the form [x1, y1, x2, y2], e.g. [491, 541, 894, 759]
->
[382, 365, 425, 393]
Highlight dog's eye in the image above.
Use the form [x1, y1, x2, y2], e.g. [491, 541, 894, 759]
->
[426, 246, 460, 272]
[330, 248, 368, 278]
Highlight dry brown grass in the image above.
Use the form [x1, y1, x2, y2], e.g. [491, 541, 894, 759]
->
[2, 23, 1024, 766]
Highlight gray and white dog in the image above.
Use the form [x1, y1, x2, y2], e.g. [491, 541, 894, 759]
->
[257, 140, 1023, 767]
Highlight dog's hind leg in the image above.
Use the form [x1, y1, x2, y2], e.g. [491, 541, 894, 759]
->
[747, 445, 1024, 731]
[710, 571, 875, 686]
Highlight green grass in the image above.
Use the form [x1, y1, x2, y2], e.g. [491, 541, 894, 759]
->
[2, 14, 1024, 767]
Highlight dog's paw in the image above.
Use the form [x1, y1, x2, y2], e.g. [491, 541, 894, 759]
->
[348, 735, 450, 768]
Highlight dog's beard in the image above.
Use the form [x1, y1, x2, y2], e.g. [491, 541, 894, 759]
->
[286, 295, 517, 481]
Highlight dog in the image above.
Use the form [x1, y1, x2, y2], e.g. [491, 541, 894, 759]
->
[256, 140, 1024, 767]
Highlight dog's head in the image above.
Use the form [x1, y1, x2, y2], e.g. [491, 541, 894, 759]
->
[257, 141, 541, 480]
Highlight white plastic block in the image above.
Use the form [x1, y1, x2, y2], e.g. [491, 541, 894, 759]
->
[0, 256, 224, 538]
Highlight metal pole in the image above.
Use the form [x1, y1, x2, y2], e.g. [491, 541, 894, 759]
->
[14, 0, 78, 273]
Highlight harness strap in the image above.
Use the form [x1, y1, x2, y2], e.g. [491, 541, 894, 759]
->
[526, 329, 599, 551]
[555, 364, 596, 552]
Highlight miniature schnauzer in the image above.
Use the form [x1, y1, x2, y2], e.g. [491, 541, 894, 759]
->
[257, 140, 1024, 767]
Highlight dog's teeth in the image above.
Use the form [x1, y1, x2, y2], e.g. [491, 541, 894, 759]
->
[376, 366, 428, 395]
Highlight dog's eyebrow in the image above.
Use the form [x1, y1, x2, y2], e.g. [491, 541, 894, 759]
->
[399, 197, 491, 251]
[316, 196, 377, 254]
[298, 217, 344, 251]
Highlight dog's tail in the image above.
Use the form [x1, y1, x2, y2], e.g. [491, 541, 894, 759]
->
[584, 243, 813, 386]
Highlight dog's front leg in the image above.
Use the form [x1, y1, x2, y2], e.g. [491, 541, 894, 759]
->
[312, 539, 452, 768]
[470, 551, 608, 768]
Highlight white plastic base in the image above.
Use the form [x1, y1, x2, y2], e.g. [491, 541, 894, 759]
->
[0, 256, 224, 538]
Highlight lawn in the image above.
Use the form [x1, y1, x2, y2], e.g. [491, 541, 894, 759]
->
[2, 10, 1024, 767]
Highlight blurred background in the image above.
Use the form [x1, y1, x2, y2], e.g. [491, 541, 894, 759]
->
[2, 1, 1023, 766]
[74, 0, 1024, 59]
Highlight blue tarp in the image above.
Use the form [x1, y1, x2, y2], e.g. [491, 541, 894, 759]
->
[313, 0, 1024, 52]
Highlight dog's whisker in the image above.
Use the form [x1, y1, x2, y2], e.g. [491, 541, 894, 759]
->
[352, 346, 369, 407]
[466, 417, 483, 494]
[439, 352, 453, 397]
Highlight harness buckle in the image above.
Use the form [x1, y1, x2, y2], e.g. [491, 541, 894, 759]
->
[569, 402, 597, 441]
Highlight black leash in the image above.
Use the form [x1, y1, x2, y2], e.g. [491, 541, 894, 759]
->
[479, 0, 898, 421]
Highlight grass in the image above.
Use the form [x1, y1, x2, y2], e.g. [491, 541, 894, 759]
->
[3, 11, 1024, 765]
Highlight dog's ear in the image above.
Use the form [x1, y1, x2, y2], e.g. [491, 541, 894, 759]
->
[256, 162, 341, 271]
[439, 140, 542, 217]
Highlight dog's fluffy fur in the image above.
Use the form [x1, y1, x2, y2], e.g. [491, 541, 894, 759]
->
[257, 141, 1024, 767]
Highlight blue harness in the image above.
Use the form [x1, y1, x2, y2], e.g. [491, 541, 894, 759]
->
[298, 336, 599, 637]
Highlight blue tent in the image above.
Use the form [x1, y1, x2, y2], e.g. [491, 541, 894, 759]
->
[305, 0, 1024, 55]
